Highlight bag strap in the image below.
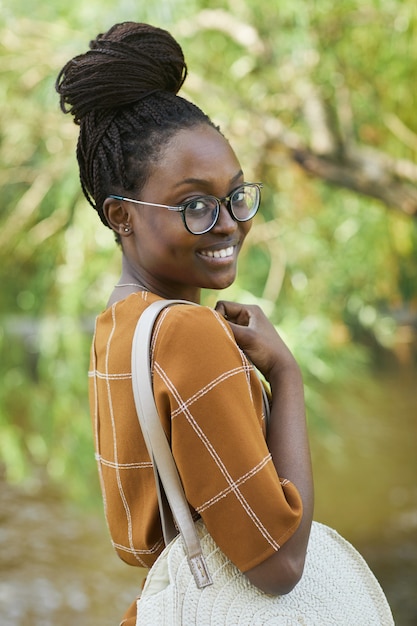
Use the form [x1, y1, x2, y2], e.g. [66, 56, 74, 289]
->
[131, 299, 213, 589]
[131, 298, 271, 589]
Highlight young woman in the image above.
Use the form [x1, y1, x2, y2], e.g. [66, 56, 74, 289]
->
[56, 22, 313, 625]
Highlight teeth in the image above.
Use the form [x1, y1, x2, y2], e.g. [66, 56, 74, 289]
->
[201, 246, 234, 259]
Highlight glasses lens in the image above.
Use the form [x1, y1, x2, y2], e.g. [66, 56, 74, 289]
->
[231, 185, 260, 221]
[183, 184, 261, 234]
[184, 197, 219, 234]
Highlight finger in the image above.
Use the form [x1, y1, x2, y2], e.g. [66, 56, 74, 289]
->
[215, 300, 242, 315]
[223, 318, 251, 344]
[215, 300, 249, 324]
[214, 301, 227, 317]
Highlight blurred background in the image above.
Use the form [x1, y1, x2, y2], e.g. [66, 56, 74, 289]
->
[1, 0, 416, 624]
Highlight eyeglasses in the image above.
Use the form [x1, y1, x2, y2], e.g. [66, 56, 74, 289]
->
[109, 182, 263, 235]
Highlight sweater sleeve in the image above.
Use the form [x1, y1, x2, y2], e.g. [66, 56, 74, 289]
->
[152, 304, 302, 572]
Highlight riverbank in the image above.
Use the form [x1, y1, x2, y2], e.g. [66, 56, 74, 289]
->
[0, 475, 415, 624]
[1, 365, 415, 624]
[0, 483, 141, 626]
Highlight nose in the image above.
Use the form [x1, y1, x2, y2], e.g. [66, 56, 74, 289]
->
[211, 200, 238, 234]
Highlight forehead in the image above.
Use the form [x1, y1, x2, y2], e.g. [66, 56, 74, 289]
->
[148, 124, 242, 191]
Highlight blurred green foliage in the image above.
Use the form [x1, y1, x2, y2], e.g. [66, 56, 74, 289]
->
[1, 0, 416, 501]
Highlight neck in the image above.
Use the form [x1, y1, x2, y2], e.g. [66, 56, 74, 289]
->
[116, 256, 201, 304]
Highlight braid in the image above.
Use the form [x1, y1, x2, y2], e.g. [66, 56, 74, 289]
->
[56, 22, 214, 229]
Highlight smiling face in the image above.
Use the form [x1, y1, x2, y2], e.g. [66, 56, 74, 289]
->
[110, 123, 253, 302]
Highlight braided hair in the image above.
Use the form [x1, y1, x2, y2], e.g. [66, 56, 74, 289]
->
[56, 22, 215, 229]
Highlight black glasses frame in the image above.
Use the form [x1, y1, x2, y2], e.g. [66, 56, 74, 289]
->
[109, 182, 263, 235]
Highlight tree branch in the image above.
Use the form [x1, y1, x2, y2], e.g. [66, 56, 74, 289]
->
[291, 147, 417, 217]
[262, 114, 417, 218]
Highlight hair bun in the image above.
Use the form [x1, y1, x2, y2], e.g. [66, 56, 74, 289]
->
[56, 22, 187, 123]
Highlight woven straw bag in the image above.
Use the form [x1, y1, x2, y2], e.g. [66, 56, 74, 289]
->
[132, 300, 394, 626]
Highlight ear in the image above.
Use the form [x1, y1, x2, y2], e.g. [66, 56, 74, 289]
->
[103, 197, 133, 238]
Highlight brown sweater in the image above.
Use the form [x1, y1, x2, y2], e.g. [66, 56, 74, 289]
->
[89, 291, 302, 624]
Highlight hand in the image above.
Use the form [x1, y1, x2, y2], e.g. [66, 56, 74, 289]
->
[215, 300, 299, 381]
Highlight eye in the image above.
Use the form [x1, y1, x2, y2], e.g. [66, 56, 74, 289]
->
[185, 198, 209, 212]
[231, 187, 246, 205]
[184, 196, 217, 215]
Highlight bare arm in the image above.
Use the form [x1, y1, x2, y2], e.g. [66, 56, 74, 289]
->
[215, 301, 314, 595]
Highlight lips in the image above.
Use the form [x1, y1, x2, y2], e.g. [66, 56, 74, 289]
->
[199, 245, 234, 259]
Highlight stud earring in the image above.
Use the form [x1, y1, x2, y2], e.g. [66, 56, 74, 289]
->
[122, 224, 131, 233]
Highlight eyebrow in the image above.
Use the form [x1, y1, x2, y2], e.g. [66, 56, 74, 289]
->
[173, 170, 244, 189]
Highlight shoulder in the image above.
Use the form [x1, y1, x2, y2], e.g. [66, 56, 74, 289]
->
[151, 302, 250, 388]
[93, 292, 163, 359]
[158, 302, 230, 328]
[153, 302, 236, 352]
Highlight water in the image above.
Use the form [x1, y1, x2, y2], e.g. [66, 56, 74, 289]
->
[0, 367, 415, 625]
[0, 486, 142, 626]
[310, 366, 417, 625]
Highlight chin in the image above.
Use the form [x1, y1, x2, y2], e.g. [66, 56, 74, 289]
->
[209, 275, 236, 291]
